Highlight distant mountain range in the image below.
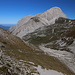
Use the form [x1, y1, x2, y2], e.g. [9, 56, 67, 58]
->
[0, 24, 15, 30]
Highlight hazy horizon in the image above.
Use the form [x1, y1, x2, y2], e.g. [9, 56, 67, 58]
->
[0, 24, 15, 26]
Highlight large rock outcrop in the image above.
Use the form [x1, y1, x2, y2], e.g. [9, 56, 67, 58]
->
[9, 7, 67, 38]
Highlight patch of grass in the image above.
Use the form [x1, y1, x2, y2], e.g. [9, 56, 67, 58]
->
[65, 27, 75, 38]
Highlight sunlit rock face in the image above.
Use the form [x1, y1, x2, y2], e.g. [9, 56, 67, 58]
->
[36, 7, 67, 24]
[9, 7, 67, 38]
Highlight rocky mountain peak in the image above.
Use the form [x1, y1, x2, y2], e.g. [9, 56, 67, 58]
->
[9, 7, 67, 38]
[48, 7, 62, 11]
[43, 7, 62, 14]
[37, 7, 67, 21]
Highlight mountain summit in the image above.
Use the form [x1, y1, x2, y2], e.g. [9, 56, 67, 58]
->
[9, 7, 67, 38]
[36, 7, 67, 21]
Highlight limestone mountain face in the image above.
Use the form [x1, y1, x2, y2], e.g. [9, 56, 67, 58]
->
[36, 7, 67, 24]
[9, 15, 33, 35]
[9, 7, 67, 38]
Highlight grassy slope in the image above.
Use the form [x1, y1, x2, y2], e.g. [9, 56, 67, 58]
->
[0, 28, 75, 75]
[5, 48, 75, 75]
[0, 28, 32, 49]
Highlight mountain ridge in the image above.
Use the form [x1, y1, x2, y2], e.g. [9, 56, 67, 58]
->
[9, 7, 67, 38]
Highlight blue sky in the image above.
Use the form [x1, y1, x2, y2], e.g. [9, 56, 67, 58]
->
[0, 0, 75, 24]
